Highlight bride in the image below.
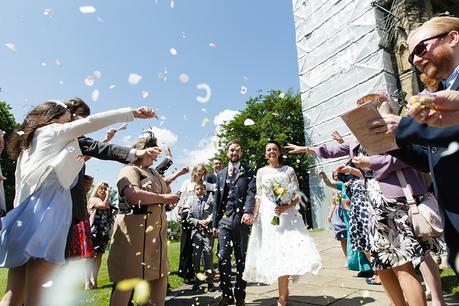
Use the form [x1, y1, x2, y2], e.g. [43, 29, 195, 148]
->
[243, 140, 321, 306]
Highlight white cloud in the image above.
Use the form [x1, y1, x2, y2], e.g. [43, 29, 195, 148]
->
[213, 109, 239, 126]
[150, 126, 178, 146]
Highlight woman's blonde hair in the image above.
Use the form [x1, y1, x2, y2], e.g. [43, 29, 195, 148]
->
[89, 180, 109, 200]
[191, 164, 208, 183]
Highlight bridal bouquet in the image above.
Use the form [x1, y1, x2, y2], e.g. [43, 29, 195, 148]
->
[263, 176, 296, 225]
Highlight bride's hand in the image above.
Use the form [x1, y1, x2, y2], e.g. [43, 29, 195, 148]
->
[274, 205, 289, 215]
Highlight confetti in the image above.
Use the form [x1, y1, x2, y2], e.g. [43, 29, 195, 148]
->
[16, 131, 24, 136]
[179, 73, 189, 84]
[41, 62, 47, 67]
[43, 9, 53, 17]
[84, 76, 95, 87]
[55, 59, 62, 67]
[170, 0, 175, 8]
[58, 80, 64, 85]
[109, 84, 116, 89]
[145, 225, 154, 233]
[93, 70, 102, 79]
[136, 252, 141, 256]
[196, 273, 207, 281]
[92, 89, 99, 102]
[243, 118, 255, 126]
[242, 76, 248, 82]
[42, 281, 53, 288]
[201, 118, 210, 127]
[128, 73, 142, 85]
[201, 108, 207, 112]
[79, 6, 96, 14]
[279, 92, 286, 99]
[170, 48, 177, 56]
[240, 86, 247, 95]
[96, 16, 104, 23]
[181, 32, 187, 39]
[4, 43, 16, 52]
[158, 69, 168, 82]
[142, 90, 149, 99]
[209, 42, 216, 48]
[441, 141, 459, 157]
[196, 83, 211, 104]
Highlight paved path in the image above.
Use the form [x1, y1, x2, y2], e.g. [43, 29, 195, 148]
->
[166, 229, 459, 306]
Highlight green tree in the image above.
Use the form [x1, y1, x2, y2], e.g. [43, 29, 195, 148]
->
[214, 90, 313, 226]
[0, 101, 19, 211]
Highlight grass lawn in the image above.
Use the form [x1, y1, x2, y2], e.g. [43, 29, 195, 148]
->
[0, 241, 217, 305]
[0, 244, 457, 305]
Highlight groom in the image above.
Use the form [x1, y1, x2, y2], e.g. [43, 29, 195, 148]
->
[212, 140, 256, 306]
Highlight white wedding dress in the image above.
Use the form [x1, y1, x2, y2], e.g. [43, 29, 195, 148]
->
[243, 165, 321, 284]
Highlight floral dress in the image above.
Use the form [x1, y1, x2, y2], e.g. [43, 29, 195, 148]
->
[88, 198, 114, 255]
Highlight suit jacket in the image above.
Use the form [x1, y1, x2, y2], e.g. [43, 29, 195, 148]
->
[71, 136, 131, 222]
[187, 194, 214, 235]
[154, 158, 173, 176]
[212, 163, 256, 229]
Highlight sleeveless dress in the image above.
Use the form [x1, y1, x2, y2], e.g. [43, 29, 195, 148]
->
[242, 166, 321, 284]
[0, 171, 74, 267]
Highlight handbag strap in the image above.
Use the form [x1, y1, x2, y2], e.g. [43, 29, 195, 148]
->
[395, 170, 417, 206]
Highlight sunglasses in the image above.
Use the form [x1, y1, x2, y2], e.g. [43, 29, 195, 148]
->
[408, 32, 449, 65]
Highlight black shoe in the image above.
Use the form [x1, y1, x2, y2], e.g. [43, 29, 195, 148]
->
[192, 283, 200, 291]
[208, 284, 218, 292]
[356, 270, 373, 278]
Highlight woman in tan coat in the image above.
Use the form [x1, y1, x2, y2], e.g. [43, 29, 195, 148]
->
[108, 131, 180, 306]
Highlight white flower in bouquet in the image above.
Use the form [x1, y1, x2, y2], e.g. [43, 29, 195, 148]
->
[263, 176, 296, 225]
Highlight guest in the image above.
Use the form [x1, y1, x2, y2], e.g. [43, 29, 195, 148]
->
[0, 101, 154, 306]
[186, 182, 217, 292]
[108, 130, 180, 306]
[86, 181, 115, 290]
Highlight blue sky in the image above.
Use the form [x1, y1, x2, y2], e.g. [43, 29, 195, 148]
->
[0, 0, 300, 191]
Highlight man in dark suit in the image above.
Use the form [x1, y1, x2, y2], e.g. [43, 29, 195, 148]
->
[370, 16, 459, 274]
[205, 157, 224, 193]
[212, 141, 256, 306]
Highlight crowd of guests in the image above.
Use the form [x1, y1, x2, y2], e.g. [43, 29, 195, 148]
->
[0, 14, 458, 306]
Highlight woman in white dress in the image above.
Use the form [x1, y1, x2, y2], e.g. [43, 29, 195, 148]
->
[243, 140, 321, 306]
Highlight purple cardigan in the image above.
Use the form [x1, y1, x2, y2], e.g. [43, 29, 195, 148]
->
[311, 138, 426, 198]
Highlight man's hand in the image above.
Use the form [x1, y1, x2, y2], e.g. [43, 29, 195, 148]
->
[407, 90, 459, 128]
[133, 107, 157, 119]
[369, 114, 401, 135]
[241, 213, 254, 225]
[198, 220, 209, 226]
[178, 166, 189, 176]
[104, 128, 117, 142]
[212, 228, 218, 238]
[135, 146, 162, 160]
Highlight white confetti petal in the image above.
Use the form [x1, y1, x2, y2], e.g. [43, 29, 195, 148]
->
[279, 92, 286, 99]
[109, 84, 116, 89]
[79, 6, 96, 14]
[441, 141, 459, 157]
[170, 48, 177, 56]
[4, 43, 16, 52]
[170, 0, 175, 8]
[92, 89, 100, 102]
[240, 86, 247, 95]
[84, 76, 95, 87]
[96, 16, 104, 23]
[209, 42, 216, 48]
[128, 73, 142, 85]
[41, 62, 47, 67]
[43, 9, 53, 17]
[93, 70, 102, 79]
[58, 80, 64, 85]
[196, 83, 211, 104]
[181, 32, 186, 39]
[244, 118, 255, 126]
[201, 108, 207, 112]
[243, 76, 248, 82]
[142, 91, 149, 99]
[179, 73, 189, 84]
[158, 69, 168, 82]
[55, 59, 62, 67]
[42, 281, 53, 288]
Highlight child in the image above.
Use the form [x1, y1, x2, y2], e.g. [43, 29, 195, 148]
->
[186, 182, 217, 291]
